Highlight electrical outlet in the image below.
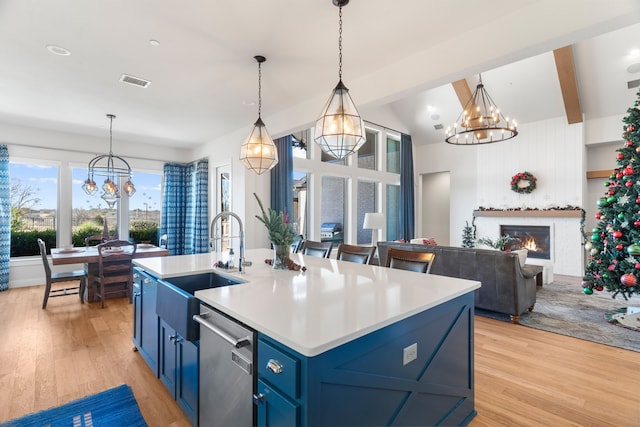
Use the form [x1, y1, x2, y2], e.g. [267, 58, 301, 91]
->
[403, 343, 418, 366]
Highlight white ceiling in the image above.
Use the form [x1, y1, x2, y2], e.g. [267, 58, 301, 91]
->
[1, 0, 639, 150]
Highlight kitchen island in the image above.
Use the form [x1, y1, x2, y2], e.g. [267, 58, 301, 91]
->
[134, 248, 480, 426]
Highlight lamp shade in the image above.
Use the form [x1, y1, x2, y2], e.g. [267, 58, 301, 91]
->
[314, 80, 366, 159]
[240, 117, 278, 175]
[363, 212, 385, 230]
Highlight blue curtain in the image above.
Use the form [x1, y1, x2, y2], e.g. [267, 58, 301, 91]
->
[161, 159, 209, 255]
[0, 145, 9, 291]
[185, 159, 209, 254]
[270, 135, 293, 218]
[400, 133, 415, 241]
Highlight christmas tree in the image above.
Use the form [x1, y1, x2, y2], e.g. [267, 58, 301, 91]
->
[583, 87, 640, 299]
[461, 219, 475, 248]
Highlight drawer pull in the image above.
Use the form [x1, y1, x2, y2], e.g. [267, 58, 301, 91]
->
[267, 359, 283, 374]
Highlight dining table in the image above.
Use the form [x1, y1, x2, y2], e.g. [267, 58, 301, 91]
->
[51, 243, 169, 302]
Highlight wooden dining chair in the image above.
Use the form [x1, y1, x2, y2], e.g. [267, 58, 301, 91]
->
[336, 243, 376, 265]
[302, 240, 333, 258]
[37, 238, 87, 309]
[386, 247, 436, 274]
[94, 240, 137, 308]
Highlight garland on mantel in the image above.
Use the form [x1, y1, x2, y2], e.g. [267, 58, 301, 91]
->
[475, 206, 587, 244]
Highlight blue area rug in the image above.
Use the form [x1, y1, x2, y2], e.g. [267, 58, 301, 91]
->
[0, 384, 147, 427]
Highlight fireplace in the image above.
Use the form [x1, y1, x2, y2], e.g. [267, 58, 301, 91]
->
[500, 225, 551, 259]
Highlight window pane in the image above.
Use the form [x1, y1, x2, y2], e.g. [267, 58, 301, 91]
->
[357, 130, 377, 170]
[10, 162, 58, 256]
[292, 130, 310, 159]
[321, 176, 345, 249]
[72, 167, 117, 243]
[357, 180, 377, 244]
[321, 148, 346, 165]
[293, 171, 308, 238]
[387, 136, 401, 173]
[386, 184, 400, 241]
[129, 171, 162, 243]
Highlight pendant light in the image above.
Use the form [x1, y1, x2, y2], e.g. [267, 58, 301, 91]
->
[314, 0, 365, 159]
[445, 74, 518, 145]
[240, 55, 278, 175]
[82, 114, 135, 208]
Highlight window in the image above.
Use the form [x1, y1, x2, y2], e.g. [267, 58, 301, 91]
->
[387, 136, 401, 173]
[386, 184, 400, 241]
[293, 171, 308, 238]
[357, 130, 378, 170]
[128, 171, 162, 243]
[357, 180, 377, 244]
[72, 167, 116, 241]
[321, 176, 345, 248]
[10, 161, 59, 256]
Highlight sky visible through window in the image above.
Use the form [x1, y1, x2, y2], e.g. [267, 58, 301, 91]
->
[10, 162, 161, 211]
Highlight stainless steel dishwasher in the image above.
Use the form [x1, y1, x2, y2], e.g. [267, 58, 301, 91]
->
[193, 304, 256, 426]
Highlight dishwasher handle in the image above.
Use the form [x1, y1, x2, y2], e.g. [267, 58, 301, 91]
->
[193, 313, 251, 348]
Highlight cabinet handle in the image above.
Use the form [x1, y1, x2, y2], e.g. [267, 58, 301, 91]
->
[169, 334, 176, 343]
[143, 278, 151, 284]
[267, 359, 283, 374]
[252, 393, 264, 405]
[133, 291, 141, 297]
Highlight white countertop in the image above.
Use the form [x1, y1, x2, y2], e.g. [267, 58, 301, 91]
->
[134, 248, 480, 357]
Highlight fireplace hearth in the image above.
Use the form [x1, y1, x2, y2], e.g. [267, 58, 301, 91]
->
[500, 225, 551, 259]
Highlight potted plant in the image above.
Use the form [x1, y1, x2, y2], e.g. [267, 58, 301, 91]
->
[477, 234, 517, 251]
[254, 193, 297, 269]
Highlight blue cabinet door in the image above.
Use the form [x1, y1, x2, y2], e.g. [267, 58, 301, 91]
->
[159, 320, 177, 395]
[176, 338, 199, 427]
[256, 379, 299, 427]
[139, 271, 159, 376]
[132, 277, 142, 349]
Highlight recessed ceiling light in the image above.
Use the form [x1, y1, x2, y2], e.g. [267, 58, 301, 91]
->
[431, 114, 441, 121]
[149, 39, 160, 47]
[627, 63, 640, 74]
[46, 44, 71, 56]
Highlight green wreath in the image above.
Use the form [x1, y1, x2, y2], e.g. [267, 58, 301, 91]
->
[511, 171, 537, 194]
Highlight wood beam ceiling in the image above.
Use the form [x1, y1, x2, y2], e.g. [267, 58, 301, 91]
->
[553, 46, 583, 124]
[451, 79, 473, 109]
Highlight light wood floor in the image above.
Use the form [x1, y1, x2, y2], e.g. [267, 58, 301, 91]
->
[1, 279, 639, 426]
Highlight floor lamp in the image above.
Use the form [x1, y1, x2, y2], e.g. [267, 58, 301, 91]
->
[363, 213, 385, 247]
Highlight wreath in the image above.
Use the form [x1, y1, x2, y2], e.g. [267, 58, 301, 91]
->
[511, 171, 537, 194]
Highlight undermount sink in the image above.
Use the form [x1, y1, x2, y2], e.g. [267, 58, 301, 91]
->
[156, 272, 242, 341]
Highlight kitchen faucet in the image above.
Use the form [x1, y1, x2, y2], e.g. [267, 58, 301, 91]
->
[210, 211, 249, 272]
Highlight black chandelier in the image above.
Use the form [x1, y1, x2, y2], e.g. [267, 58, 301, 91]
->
[82, 114, 135, 207]
[445, 74, 518, 145]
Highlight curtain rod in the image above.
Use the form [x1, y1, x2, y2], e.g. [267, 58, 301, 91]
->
[363, 120, 404, 136]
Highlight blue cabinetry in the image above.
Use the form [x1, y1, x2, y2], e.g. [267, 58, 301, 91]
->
[159, 319, 199, 427]
[256, 292, 476, 426]
[132, 268, 159, 376]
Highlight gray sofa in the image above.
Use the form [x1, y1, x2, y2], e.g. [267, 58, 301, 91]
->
[377, 242, 540, 324]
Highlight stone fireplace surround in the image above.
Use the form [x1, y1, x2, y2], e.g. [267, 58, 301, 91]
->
[473, 210, 584, 277]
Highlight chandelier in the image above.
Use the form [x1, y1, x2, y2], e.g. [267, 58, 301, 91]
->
[240, 55, 278, 175]
[82, 114, 135, 207]
[314, 0, 366, 159]
[445, 74, 518, 145]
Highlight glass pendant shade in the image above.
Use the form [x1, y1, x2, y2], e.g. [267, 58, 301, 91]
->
[82, 177, 98, 195]
[240, 117, 279, 175]
[240, 55, 278, 175]
[314, 80, 366, 159]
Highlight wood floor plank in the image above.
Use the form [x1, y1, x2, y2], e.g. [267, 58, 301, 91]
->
[1, 282, 639, 426]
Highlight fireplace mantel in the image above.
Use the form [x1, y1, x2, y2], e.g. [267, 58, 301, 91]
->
[473, 210, 582, 218]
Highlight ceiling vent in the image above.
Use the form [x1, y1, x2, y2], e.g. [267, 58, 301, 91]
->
[120, 74, 151, 88]
[433, 123, 444, 130]
[628, 79, 640, 89]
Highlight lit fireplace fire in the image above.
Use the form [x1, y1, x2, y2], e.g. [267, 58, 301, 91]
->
[500, 225, 550, 259]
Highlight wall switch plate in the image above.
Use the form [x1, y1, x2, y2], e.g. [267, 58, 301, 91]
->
[403, 343, 418, 366]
